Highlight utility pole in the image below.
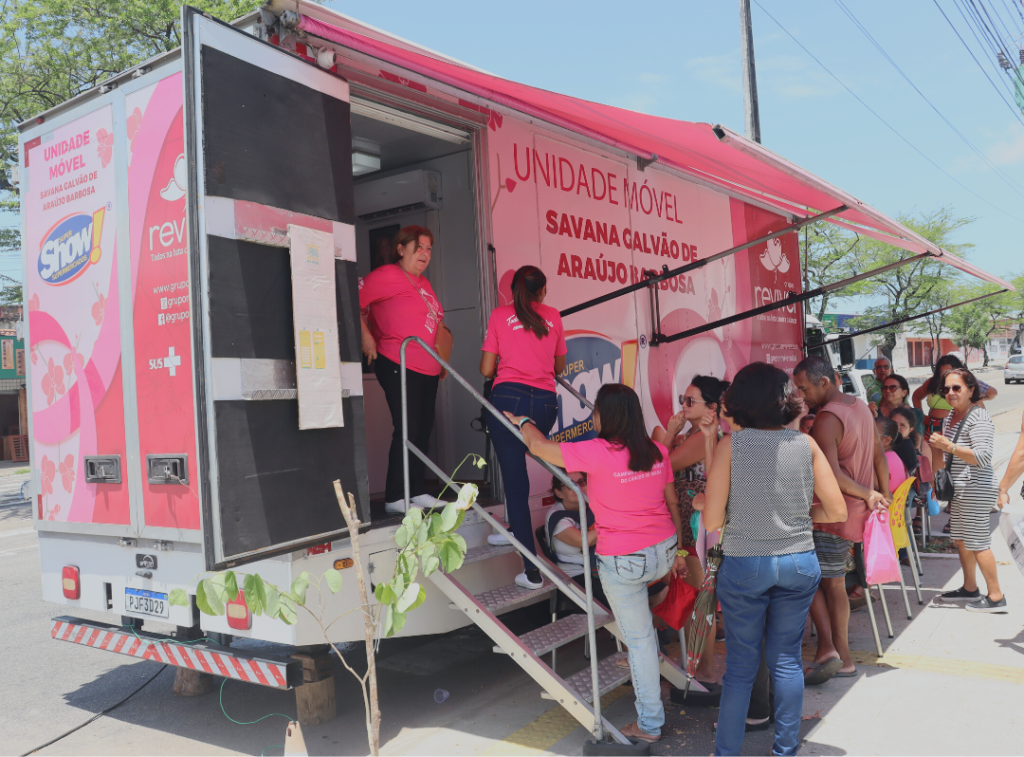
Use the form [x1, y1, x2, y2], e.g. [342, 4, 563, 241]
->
[739, 0, 761, 143]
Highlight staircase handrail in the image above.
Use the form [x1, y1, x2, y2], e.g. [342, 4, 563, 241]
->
[399, 336, 605, 742]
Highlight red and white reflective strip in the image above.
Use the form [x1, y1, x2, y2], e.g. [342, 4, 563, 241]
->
[51, 618, 294, 689]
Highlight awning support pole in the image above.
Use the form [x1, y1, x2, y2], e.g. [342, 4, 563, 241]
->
[559, 205, 848, 318]
[656, 254, 932, 346]
[804, 290, 1008, 350]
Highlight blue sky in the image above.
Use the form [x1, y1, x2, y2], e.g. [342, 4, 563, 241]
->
[5, 0, 1022, 305]
[321, 0, 1023, 300]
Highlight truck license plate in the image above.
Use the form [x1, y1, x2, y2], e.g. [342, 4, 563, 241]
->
[125, 588, 169, 618]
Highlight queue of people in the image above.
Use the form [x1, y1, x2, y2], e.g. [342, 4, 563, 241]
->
[360, 233, 1013, 754]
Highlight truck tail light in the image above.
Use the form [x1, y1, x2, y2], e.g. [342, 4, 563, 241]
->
[226, 590, 251, 630]
[62, 566, 81, 599]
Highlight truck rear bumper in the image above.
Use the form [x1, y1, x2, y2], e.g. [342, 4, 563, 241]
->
[51, 616, 302, 689]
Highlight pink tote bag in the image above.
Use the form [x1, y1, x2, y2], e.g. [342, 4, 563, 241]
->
[863, 508, 901, 585]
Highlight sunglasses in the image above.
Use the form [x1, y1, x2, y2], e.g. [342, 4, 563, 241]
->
[678, 396, 705, 408]
[882, 385, 901, 392]
[943, 384, 965, 395]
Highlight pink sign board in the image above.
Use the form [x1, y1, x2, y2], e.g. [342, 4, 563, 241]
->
[25, 105, 129, 524]
[125, 73, 200, 531]
[487, 115, 803, 495]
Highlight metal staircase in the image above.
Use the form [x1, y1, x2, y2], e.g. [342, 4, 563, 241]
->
[398, 337, 704, 747]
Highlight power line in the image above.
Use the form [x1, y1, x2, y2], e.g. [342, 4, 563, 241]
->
[966, 0, 1024, 91]
[833, 0, 1024, 201]
[750, 0, 1024, 224]
[933, 0, 1024, 125]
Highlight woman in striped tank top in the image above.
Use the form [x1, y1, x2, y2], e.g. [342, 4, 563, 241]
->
[929, 368, 1005, 612]
[702, 363, 846, 756]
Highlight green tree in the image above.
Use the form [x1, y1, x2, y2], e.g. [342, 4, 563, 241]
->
[0, 0, 255, 222]
[944, 302, 988, 367]
[909, 275, 959, 368]
[848, 207, 974, 359]
[801, 221, 860, 322]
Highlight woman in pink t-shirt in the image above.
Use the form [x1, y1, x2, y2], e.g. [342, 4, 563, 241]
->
[510, 383, 686, 744]
[480, 266, 567, 588]
[359, 226, 447, 514]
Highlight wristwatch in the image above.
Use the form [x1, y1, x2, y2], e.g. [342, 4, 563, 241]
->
[517, 417, 535, 430]
[951, 443, 958, 455]
[676, 548, 689, 557]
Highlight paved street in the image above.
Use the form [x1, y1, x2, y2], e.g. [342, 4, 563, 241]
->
[2, 389, 1023, 756]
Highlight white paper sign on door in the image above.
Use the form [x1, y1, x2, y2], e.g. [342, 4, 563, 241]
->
[288, 225, 343, 429]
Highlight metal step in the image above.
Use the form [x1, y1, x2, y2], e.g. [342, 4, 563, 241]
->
[475, 580, 555, 614]
[563, 651, 631, 704]
[461, 542, 516, 566]
[514, 612, 612, 658]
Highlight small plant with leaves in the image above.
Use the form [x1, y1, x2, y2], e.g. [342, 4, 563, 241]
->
[168, 453, 485, 755]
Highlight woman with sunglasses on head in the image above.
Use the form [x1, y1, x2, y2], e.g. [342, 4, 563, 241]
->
[928, 368, 1005, 612]
[652, 374, 730, 700]
[509, 384, 686, 744]
[480, 266, 567, 589]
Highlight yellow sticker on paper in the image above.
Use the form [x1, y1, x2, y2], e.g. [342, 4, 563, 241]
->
[299, 330, 312, 369]
[312, 331, 326, 369]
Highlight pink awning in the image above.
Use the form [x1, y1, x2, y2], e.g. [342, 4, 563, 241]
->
[294, 10, 1013, 291]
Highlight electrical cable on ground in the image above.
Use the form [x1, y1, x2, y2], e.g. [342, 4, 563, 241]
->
[752, 0, 1024, 224]
[19, 665, 169, 756]
[833, 0, 1024, 200]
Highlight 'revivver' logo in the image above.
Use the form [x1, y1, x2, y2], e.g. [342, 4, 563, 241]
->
[37, 208, 106, 285]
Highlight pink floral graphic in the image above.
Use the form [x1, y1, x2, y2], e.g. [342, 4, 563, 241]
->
[41, 358, 65, 406]
[28, 293, 39, 311]
[40, 456, 55, 497]
[126, 107, 143, 152]
[49, 504, 61, 520]
[92, 291, 106, 326]
[59, 454, 75, 492]
[96, 128, 114, 167]
[31, 348, 37, 366]
[63, 347, 83, 377]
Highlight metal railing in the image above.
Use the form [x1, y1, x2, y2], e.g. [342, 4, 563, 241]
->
[398, 337, 611, 743]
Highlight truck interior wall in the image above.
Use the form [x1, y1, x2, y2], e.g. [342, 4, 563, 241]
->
[353, 138, 486, 502]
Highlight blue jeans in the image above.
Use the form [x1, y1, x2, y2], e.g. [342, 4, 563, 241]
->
[715, 551, 821, 757]
[597, 534, 678, 736]
[487, 382, 559, 559]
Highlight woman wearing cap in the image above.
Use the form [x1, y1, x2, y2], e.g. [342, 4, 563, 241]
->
[480, 266, 566, 589]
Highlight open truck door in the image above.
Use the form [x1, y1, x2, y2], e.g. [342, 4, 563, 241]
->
[183, 8, 368, 570]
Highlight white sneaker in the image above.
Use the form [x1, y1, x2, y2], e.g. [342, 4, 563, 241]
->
[384, 499, 408, 515]
[410, 494, 448, 509]
[515, 572, 544, 590]
[487, 533, 511, 546]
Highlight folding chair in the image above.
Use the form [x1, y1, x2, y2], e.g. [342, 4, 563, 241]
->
[888, 478, 921, 616]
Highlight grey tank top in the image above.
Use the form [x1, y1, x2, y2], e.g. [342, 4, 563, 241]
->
[721, 428, 816, 557]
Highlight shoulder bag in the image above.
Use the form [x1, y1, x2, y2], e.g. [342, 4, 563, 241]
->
[933, 405, 978, 502]
[401, 267, 453, 366]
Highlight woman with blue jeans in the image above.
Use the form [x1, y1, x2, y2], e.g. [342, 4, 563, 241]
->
[703, 363, 847, 756]
[512, 384, 687, 743]
[481, 266, 566, 589]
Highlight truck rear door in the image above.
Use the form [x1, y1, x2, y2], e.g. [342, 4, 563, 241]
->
[182, 8, 368, 570]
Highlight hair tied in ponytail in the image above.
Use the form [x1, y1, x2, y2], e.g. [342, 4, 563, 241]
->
[512, 265, 549, 339]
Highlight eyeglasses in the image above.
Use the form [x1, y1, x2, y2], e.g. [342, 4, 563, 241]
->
[679, 396, 705, 408]
[943, 385, 964, 395]
[571, 477, 588, 487]
[882, 385, 901, 392]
